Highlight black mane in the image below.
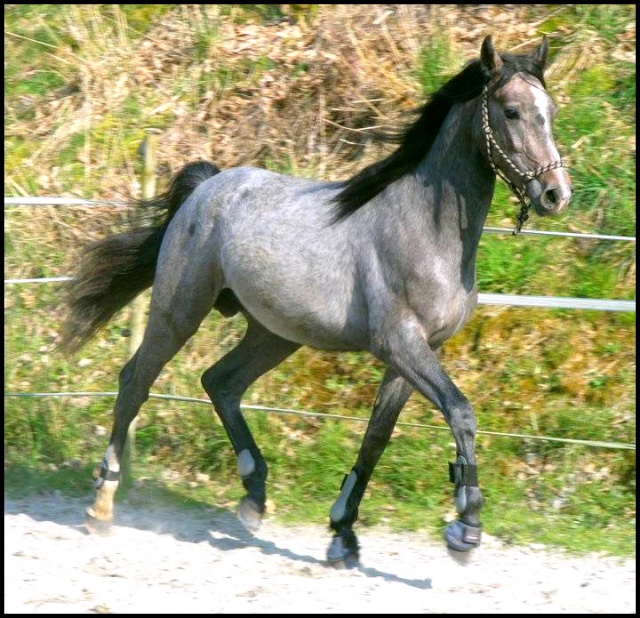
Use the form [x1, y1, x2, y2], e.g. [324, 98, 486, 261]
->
[332, 49, 546, 220]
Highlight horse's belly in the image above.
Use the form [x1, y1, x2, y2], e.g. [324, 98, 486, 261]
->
[232, 282, 367, 351]
[219, 222, 367, 349]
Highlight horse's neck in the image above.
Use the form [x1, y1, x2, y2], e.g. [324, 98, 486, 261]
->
[340, 101, 496, 282]
[356, 103, 494, 289]
[415, 103, 495, 243]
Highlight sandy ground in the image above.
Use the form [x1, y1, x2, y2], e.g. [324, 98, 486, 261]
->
[4, 492, 635, 614]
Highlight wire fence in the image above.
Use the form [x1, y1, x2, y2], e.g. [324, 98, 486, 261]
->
[3, 390, 634, 451]
[4, 196, 637, 312]
[3, 274, 635, 312]
[5, 195, 637, 242]
[4, 195, 637, 452]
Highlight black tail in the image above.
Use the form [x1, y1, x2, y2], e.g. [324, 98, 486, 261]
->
[59, 160, 221, 354]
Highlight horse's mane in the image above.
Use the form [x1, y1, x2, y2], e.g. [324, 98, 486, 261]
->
[332, 49, 547, 220]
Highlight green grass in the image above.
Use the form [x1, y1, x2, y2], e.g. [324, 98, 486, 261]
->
[416, 29, 455, 95]
[4, 409, 635, 556]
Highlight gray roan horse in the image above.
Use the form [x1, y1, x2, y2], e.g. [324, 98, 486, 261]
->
[60, 35, 572, 563]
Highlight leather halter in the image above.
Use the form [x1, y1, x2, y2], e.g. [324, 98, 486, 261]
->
[481, 84, 565, 234]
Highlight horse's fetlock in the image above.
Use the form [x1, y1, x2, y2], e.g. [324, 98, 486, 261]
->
[465, 485, 485, 513]
[237, 448, 256, 478]
[92, 457, 121, 489]
[448, 455, 479, 514]
[239, 451, 268, 504]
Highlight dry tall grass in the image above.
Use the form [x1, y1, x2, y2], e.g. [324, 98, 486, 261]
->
[6, 4, 601, 201]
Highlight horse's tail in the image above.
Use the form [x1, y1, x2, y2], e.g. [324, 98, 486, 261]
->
[59, 160, 221, 354]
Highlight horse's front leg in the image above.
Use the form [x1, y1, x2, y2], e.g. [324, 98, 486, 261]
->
[377, 323, 484, 552]
[327, 367, 412, 564]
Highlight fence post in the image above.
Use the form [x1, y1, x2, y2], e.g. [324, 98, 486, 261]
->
[121, 128, 160, 485]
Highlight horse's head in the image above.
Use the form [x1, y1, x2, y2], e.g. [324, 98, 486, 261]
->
[479, 35, 572, 218]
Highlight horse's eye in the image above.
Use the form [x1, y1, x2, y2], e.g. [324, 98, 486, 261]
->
[504, 107, 519, 120]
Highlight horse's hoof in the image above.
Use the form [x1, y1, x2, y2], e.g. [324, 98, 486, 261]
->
[328, 557, 359, 570]
[326, 530, 359, 566]
[237, 496, 263, 532]
[84, 509, 113, 536]
[444, 520, 481, 552]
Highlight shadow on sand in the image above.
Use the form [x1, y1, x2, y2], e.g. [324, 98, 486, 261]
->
[5, 466, 432, 590]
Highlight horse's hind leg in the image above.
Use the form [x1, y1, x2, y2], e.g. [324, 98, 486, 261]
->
[201, 315, 300, 531]
[86, 297, 213, 533]
[327, 367, 413, 564]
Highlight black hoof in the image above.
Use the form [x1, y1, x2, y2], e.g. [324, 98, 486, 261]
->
[84, 509, 113, 536]
[237, 496, 263, 532]
[444, 520, 481, 552]
[327, 529, 359, 566]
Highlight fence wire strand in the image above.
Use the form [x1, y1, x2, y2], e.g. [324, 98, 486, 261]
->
[3, 391, 635, 451]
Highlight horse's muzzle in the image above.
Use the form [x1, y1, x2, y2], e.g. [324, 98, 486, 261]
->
[527, 169, 572, 216]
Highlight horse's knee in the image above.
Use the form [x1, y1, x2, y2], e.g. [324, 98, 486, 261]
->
[446, 398, 476, 433]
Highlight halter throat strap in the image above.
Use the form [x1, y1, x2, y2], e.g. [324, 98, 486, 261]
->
[481, 84, 565, 235]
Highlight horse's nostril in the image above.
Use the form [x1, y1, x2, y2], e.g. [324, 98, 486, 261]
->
[545, 188, 560, 206]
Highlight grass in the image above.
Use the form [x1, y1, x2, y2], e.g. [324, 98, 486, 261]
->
[4, 5, 636, 558]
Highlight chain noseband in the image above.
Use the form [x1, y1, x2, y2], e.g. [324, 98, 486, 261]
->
[481, 85, 565, 235]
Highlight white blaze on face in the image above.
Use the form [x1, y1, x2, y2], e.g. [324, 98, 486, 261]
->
[531, 85, 561, 162]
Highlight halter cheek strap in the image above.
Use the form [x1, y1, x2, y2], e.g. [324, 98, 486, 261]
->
[481, 85, 566, 235]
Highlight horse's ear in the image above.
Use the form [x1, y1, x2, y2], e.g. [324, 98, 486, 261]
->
[533, 35, 549, 72]
[481, 35, 503, 77]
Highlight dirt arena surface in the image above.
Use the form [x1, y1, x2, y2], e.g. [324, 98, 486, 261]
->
[4, 492, 635, 614]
